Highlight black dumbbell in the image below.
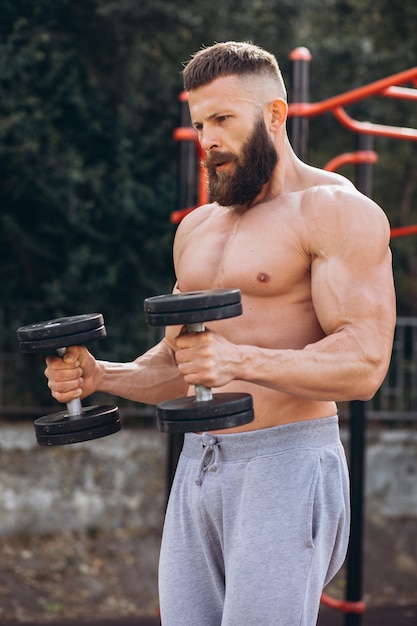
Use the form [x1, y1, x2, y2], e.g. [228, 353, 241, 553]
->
[17, 314, 121, 446]
[144, 289, 254, 433]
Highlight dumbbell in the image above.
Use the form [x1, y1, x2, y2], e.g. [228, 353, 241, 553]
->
[17, 314, 121, 446]
[144, 289, 254, 433]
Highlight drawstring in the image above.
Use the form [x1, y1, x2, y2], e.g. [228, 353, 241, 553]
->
[195, 433, 220, 486]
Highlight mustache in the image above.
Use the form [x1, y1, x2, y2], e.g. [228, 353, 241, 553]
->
[204, 151, 237, 168]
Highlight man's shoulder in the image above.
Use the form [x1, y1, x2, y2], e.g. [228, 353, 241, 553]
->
[177, 202, 222, 230]
[301, 166, 356, 198]
[297, 169, 390, 250]
[298, 166, 381, 216]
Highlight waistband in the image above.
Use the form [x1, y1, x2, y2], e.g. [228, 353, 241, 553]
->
[182, 415, 340, 462]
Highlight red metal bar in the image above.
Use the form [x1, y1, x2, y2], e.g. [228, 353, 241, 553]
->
[288, 66, 417, 117]
[324, 150, 378, 172]
[391, 224, 417, 238]
[321, 593, 366, 614]
[178, 90, 189, 103]
[173, 127, 196, 141]
[170, 206, 197, 223]
[333, 107, 417, 141]
[382, 86, 417, 101]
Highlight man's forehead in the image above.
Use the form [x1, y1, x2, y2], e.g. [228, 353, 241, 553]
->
[188, 75, 260, 119]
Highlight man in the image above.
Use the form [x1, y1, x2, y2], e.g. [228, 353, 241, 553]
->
[45, 42, 396, 625]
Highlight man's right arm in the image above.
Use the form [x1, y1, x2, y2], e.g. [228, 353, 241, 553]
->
[44, 337, 189, 406]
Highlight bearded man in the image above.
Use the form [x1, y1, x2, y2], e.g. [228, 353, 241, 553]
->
[45, 42, 395, 625]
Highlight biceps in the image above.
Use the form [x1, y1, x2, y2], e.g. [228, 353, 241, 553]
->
[311, 250, 395, 338]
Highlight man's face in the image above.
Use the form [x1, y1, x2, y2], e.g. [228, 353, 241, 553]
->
[205, 114, 278, 207]
[189, 75, 280, 208]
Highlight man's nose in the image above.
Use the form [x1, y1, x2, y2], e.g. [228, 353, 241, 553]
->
[199, 128, 220, 151]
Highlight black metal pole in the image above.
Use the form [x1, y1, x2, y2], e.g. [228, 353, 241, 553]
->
[355, 134, 375, 198]
[166, 430, 184, 500]
[345, 133, 375, 626]
[289, 47, 312, 163]
[345, 400, 366, 626]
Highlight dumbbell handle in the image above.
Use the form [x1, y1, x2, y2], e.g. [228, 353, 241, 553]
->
[56, 347, 83, 417]
[187, 323, 213, 402]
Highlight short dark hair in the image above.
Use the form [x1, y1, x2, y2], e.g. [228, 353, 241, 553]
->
[183, 41, 285, 95]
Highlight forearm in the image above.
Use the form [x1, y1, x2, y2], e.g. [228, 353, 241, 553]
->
[237, 329, 391, 402]
[95, 340, 189, 405]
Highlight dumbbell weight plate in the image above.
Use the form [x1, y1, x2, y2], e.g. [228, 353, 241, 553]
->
[158, 412, 253, 434]
[17, 313, 121, 446]
[34, 405, 120, 435]
[144, 289, 242, 326]
[157, 393, 253, 420]
[36, 419, 121, 446]
[157, 393, 254, 434]
[17, 314, 104, 340]
[157, 409, 253, 435]
[17, 314, 106, 353]
[145, 289, 241, 313]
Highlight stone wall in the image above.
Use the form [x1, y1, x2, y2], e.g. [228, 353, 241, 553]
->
[364, 429, 417, 517]
[0, 422, 167, 535]
[0, 421, 416, 536]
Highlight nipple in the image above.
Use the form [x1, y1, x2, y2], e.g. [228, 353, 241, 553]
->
[257, 272, 270, 283]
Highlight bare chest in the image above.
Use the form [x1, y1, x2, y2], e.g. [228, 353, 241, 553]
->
[176, 209, 311, 298]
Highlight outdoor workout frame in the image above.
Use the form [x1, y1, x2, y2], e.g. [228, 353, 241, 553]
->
[171, 48, 417, 626]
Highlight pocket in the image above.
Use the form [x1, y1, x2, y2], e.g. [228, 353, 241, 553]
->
[305, 456, 321, 549]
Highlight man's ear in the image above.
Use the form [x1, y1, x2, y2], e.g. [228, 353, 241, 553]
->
[269, 98, 288, 130]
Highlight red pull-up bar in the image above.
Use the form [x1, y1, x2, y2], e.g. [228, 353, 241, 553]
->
[383, 85, 417, 101]
[321, 592, 366, 614]
[324, 150, 378, 172]
[333, 106, 417, 141]
[289, 65, 417, 116]
[289, 61, 417, 142]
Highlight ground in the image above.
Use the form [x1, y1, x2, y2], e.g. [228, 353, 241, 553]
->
[0, 515, 416, 623]
[0, 527, 161, 623]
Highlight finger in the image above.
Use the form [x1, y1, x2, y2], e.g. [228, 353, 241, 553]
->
[45, 353, 80, 370]
[61, 345, 83, 366]
[47, 375, 83, 395]
[175, 332, 213, 354]
[44, 359, 77, 376]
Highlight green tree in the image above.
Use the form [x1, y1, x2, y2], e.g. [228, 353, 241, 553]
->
[0, 0, 300, 404]
[0, 1, 175, 361]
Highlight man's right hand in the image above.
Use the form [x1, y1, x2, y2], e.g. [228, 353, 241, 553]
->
[44, 345, 99, 404]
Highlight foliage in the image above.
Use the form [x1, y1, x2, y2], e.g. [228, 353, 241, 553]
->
[0, 0, 300, 403]
[0, 0, 176, 362]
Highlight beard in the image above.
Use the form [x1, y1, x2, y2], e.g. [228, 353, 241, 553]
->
[204, 115, 278, 207]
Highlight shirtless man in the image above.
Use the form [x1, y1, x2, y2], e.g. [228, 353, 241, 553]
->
[45, 42, 396, 625]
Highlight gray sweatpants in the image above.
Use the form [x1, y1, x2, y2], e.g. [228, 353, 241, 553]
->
[159, 416, 350, 626]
